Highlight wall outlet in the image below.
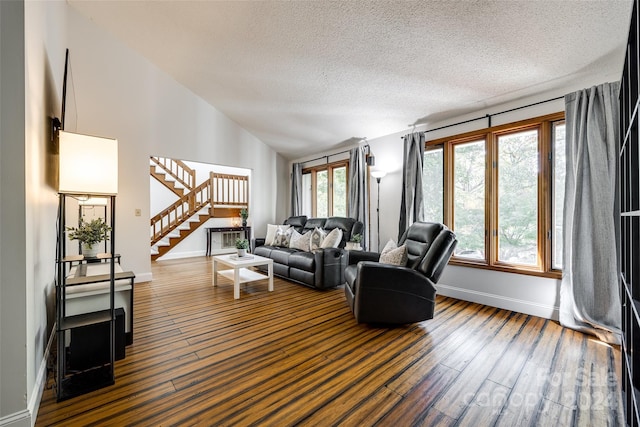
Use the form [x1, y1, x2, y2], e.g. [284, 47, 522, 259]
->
[135, 208, 141, 217]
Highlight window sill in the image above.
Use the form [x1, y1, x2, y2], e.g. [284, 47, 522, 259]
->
[448, 259, 562, 279]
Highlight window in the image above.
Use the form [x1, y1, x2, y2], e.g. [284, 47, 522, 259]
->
[302, 161, 349, 217]
[424, 112, 565, 277]
[422, 146, 444, 224]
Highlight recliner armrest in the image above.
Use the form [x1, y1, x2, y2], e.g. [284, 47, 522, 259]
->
[252, 238, 266, 252]
[314, 247, 347, 288]
[347, 250, 380, 265]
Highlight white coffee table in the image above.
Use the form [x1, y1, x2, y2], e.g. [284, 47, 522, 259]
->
[212, 253, 274, 299]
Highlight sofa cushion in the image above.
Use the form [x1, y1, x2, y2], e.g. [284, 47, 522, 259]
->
[309, 227, 327, 251]
[265, 224, 280, 246]
[272, 226, 293, 247]
[269, 247, 297, 265]
[289, 230, 312, 252]
[303, 218, 327, 234]
[289, 251, 316, 272]
[324, 217, 357, 248]
[284, 216, 307, 233]
[290, 268, 315, 286]
[254, 245, 272, 258]
[320, 227, 343, 249]
[380, 244, 408, 266]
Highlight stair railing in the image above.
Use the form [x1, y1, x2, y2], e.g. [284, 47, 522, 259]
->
[150, 156, 196, 191]
[150, 172, 249, 246]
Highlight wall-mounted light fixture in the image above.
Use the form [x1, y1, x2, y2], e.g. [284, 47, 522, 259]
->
[58, 130, 118, 196]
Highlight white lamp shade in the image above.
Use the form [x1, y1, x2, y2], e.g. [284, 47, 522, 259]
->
[58, 131, 118, 195]
[371, 170, 387, 179]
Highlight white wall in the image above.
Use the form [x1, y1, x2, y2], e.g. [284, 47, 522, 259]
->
[64, 6, 284, 282]
[1, 0, 67, 426]
[0, 2, 29, 425]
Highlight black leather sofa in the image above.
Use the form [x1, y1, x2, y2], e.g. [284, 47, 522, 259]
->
[253, 216, 364, 289]
[344, 221, 457, 324]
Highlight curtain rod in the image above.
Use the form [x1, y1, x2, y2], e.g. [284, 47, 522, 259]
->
[401, 95, 565, 138]
[298, 144, 369, 165]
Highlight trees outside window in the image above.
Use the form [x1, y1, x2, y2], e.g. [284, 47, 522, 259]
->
[422, 147, 444, 224]
[496, 129, 539, 266]
[453, 140, 486, 259]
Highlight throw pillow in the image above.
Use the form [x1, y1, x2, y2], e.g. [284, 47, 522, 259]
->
[309, 227, 327, 251]
[380, 244, 408, 266]
[320, 227, 343, 249]
[381, 239, 397, 254]
[272, 225, 293, 247]
[265, 224, 280, 246]
[289, 230, 311, 252]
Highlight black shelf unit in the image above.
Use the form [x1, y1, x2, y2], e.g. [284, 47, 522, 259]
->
[55, 193, 117, 401]
[620, 0, 640, 425]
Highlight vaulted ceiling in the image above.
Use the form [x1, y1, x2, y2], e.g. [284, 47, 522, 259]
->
[69, 0, 633, 159]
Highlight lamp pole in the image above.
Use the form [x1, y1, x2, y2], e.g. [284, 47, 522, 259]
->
[370, 170, 386, 251]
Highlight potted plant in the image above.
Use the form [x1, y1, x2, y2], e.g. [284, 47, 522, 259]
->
[240, 208, 249, 227]
[235, 238, 249, 257]
[66, 217, 111, 258]
[346, 233, 363, 251]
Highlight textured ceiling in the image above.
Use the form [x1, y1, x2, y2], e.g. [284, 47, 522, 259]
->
[69, 0, 633, 159]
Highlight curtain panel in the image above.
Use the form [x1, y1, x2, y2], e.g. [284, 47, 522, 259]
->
[398, 132, 425, 241]
[290, 162, 303, 217]
[348, 146, 368, 249]
[560, 82, 621, 344]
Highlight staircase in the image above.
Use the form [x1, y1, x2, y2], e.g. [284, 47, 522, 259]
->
[149, 156, 195, 197]
[150, 157, 249, 260]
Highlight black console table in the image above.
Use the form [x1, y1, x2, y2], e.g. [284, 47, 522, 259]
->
[205, 226, 251, 256]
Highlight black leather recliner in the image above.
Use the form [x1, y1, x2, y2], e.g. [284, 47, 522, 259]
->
[344, 222, 457, 324]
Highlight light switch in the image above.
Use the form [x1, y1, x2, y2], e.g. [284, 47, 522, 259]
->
[135, 208, 141, 217]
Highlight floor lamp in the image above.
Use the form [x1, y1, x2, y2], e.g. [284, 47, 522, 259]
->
[370, 170, 387, 251]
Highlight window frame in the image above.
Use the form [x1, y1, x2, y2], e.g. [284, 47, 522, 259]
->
[302, 160, 349, 217]
[428, 112, 564, 278]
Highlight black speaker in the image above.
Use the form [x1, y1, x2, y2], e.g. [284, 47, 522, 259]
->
[69, 308, 125, 370]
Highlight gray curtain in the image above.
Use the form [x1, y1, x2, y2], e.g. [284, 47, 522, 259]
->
[560, 82, 621, 344]
[348, 146, 368, 249]
[290, 163, 303, 216]
[398, 132, 425, 241]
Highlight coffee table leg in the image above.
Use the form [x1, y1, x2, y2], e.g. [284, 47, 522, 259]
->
[234, 267, 240, 299]
[213, 259, 218, 287]
[268, 262, 274, 292]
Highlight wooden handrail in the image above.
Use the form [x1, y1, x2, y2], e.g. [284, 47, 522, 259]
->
[150, 171, 249, 245]
[150, 156, 196, 190]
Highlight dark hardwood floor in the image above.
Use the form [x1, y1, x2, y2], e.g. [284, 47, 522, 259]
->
[36, 256, 623, 426]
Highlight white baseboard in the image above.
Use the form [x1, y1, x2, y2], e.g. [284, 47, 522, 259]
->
[0, 410, 31, 427]
[435, 283, 559, 321]
[25, 327, 55, 427]
[0, 327, 54, 427]
[156, 249, 206, 261]
[134, 271, 152, 283]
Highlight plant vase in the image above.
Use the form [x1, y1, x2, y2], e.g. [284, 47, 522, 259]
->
[82, 243, 99, 258]
[237, 248, 247, 258]
[345, 242, 362, 251]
